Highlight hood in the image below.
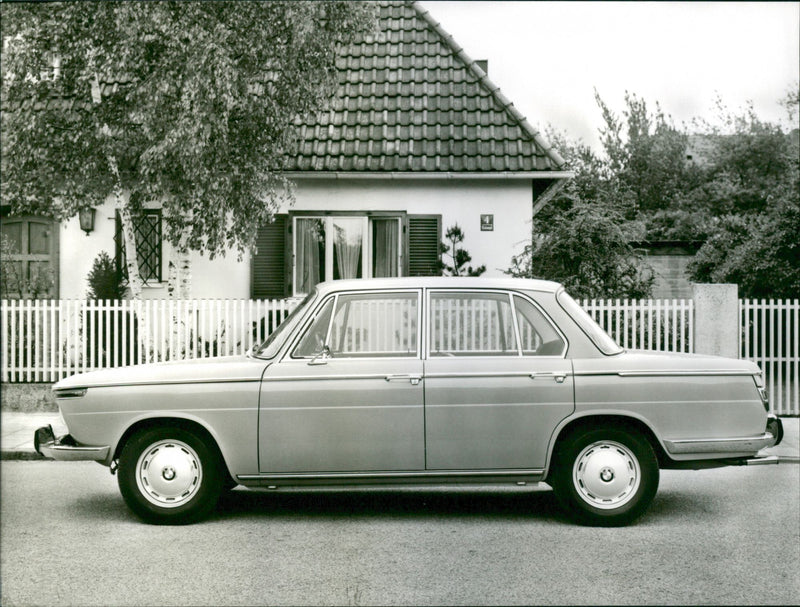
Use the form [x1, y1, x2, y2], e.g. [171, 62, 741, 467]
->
[53, 355, 269, 390]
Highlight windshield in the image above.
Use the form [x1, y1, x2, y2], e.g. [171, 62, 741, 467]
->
[557, 290, 623, 355]
[252, 290, 317, 359]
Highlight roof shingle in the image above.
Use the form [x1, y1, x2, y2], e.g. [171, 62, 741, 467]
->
[2, 1, 565, 174]
[287, 1, 564, 173]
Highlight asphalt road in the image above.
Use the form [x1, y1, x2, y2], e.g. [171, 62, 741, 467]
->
[1, 461, 798, 606]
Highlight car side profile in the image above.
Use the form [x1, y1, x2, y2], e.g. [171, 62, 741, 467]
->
[36, 277, 783, 526]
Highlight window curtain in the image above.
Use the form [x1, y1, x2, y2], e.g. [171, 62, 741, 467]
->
[372, 219, 399, 277]
[296, 218, 323, 293]
[333, 218, 362, 279]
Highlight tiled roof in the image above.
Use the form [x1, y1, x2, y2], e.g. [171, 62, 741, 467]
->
[2, 1, 566, 175]
[287, 0, 566, 173]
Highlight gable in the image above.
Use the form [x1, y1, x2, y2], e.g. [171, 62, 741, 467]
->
[285, 0, 566, 173]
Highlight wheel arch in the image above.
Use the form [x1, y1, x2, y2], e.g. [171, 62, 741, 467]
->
[545, 413, 670, 479]
[112, 416, 234, 484]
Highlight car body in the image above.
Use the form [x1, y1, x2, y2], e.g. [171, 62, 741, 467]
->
[36, 277, 783, 525]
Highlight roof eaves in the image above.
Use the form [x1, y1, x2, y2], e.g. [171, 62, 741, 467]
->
[409, 0, 567, 171]
[283, 170, 574, 180]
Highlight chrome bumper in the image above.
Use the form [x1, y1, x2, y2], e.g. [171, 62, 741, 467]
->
[664, 415, 784, 455]
[34, 425, 110, 462]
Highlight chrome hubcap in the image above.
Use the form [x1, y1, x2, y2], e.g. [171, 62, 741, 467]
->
[136, 440, 202, 508]
[573, 440, 640, 509]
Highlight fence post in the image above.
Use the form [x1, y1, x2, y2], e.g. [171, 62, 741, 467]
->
[693, 283, 739, 359]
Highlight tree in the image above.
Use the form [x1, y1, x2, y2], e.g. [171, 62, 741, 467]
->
[1, 2, 375, 298]
[86, 251, 126, 300]
[438, 224, 486, 277]
[594, 91, 700, 217]
[507, 182, 654, 299]
[686, 93, 800, 297]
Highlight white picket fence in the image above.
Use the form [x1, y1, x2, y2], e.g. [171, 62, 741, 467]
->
[0, 298, 299, 383]
[1, 297, 797, 414]
[741, 299, 799, 416]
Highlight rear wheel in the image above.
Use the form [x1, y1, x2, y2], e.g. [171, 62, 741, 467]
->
[118, 426, 223, 524]
[550, 426, 659, 526]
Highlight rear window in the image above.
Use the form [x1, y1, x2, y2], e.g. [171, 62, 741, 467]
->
[557, 290, 622, 355]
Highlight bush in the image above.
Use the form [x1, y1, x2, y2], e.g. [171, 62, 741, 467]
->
[86, 251, 126, 300]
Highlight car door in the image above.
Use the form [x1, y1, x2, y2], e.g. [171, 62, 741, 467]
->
[258, 290, 424, 473]
[423, 290, 575, 471]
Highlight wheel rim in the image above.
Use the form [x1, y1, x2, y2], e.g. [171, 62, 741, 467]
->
[135, 439, 203, 508]
[573, 440, 641, 510]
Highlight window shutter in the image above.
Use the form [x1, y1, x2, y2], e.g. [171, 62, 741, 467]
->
[251, 214, 288, 299]
[407, 214, 441, 276]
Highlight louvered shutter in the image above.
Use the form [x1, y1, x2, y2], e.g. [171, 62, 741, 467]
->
[251, 214, 288, 298]
[407, 214, 441, 276]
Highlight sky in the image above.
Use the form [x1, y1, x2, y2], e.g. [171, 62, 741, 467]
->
[423, 1, 800, 150]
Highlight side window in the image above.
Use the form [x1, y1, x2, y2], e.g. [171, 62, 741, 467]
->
[430, 292, 518, 356]
[328, 292, 418, 358]
[292, 298, 334, 358]
[514, 295, 565, 356]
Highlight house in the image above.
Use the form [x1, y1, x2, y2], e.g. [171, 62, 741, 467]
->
[1, 0, 570, 301]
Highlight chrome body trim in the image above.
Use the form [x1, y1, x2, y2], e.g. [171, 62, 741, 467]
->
[237, 469, 546, 482]
[55, 377, 261, 390]
[38, 443, 110, 461]
[616, 369, 756, 377]
[34, 425, 111, 462]
[261, 373, 390, 383]
[572, 369, 757, 377]
[664, 431, 778, 455]
[424, 371, 572, 379]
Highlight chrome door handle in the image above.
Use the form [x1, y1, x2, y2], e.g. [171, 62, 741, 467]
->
[530, 372, 567, 383]
[385, 374, 422, 385]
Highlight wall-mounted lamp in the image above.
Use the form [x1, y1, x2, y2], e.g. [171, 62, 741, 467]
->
[78, 207, 96, 235]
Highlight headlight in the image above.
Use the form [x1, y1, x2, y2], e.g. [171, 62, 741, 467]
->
[54, 387, 88, 399]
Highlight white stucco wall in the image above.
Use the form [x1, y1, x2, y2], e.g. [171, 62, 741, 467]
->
[59, 178, 537, 299]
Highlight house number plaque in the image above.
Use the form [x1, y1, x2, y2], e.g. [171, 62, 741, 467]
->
[480, 214, 494, 231]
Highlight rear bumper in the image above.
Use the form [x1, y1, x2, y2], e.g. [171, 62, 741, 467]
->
[664, 414, 783, 455]
[34, 425, 110, 462]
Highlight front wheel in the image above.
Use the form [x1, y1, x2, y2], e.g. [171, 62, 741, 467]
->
[550, 426, 659, 526]
[118, 426, 223, 524]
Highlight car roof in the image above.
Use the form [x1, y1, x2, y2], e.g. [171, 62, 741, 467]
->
[313, 276, 563, 295]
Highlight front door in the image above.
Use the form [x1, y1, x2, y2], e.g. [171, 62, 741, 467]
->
[424, 290, 575, 470]
[258, 290, 424, 473]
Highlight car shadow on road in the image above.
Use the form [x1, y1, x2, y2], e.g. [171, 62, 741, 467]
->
[70, 486, 721, 526]
[211, 486, 567, 523]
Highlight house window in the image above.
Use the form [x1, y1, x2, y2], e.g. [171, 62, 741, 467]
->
[115, 209, 162, 283]
[293, 214, 402, 295]
[0, 214, 59, 298]
[251, 212, 441, 299]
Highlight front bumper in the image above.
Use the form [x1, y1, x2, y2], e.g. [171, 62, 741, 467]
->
[664, 414, 784, 455]
[34, 425, 110, 462]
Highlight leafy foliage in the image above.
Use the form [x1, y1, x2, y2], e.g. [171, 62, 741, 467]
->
[685, 94, 800, 297]
[438, 224, 486, 277]
[1, 2, 376, 259]
[531, 88, 799, 298]
[86, 251, 126, 300]
[507, 183, 653, 299]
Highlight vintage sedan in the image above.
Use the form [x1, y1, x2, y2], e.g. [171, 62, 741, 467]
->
[35, 278, 783, 526]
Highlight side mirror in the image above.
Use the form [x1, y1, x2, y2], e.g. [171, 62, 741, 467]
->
[308, 345, 331, 366]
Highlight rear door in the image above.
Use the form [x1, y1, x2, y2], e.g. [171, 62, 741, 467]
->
[423, 290, 575, 470]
